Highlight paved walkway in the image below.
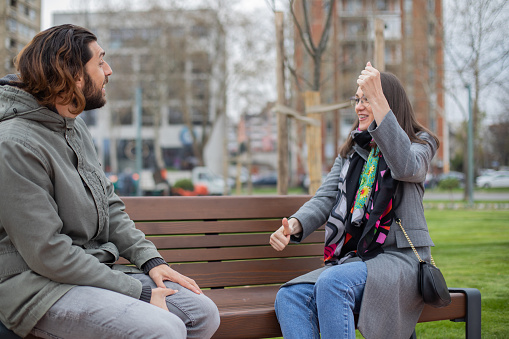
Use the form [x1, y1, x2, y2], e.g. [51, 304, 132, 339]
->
[423, 191, 509, 201]
[423, 191, 509, 210]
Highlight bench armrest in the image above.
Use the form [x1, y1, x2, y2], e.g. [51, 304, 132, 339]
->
[448, 288, 481, 339]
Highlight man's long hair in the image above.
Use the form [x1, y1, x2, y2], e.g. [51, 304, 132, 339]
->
[339, 72, 440, 158]
[14, 24, 97, 114]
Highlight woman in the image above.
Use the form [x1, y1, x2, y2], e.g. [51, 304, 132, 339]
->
[270, 62, 440, 339]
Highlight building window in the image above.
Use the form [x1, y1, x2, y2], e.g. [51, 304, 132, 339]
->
[167, 77, 184, 100]
[428, 0, 435, 12]
[343, 0, 362, 13]
[192, 79, 209, 101]
[7, 38, 16, 49]
[385, 44, 401, 64]
[28, 8, 36, 21]
[111, 106, 133, 125]
[81, 109, 97, 126]
[191, 107, 206, 125]
[376, 0, 389, 11]
[139, 54, 157, 73]
[141, 80, 159, 100]
[142, 107, 155, 126]
[110, 28, 160, 49]
[191, 53, 210, 74]
[109, 55, 133, 73]
[10, 0, 17, 8]
[107, 79, 134, 101]
[191, 25, 208, 39]
[344, 20, 366, 38]
[168, 106, 183, 124]
[7, 18, 17, 33]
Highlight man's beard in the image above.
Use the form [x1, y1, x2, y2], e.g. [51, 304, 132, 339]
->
[83, 72, 107, 111]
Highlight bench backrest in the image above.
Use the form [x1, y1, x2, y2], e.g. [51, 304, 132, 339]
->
[121, 195, 325, 289]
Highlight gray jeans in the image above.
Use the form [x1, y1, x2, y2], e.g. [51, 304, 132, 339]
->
[30, 274, 220, 339]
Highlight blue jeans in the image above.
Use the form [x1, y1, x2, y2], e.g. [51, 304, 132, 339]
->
[275, 261, 367, 339]
[11, 273, 219, 339]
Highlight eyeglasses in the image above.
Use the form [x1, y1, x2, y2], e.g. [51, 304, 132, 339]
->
[350, 96, 369, 107]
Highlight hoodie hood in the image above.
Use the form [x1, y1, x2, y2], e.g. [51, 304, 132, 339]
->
[0, 74, 74, 131]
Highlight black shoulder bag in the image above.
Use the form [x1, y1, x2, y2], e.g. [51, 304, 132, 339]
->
[395, 218, 452, 308]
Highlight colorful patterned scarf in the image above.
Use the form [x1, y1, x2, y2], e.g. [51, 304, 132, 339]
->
[323, 131, 397, 264]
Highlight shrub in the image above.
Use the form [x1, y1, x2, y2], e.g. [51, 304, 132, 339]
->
[438, 177, 460, 191]
[173, 178, 194, 191]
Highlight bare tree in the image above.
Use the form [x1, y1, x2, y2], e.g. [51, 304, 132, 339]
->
[443, 0, 509, 196]
[288, 0, 336, 91]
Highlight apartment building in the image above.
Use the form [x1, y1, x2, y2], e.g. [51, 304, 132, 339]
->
[293, 0, 445, 172]
[0, 0, 41, 75]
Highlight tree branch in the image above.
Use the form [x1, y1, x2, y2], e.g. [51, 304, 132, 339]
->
[317, 0, 335, 52]
[300, 0, 317, 52]
[289, 0, 315, 57]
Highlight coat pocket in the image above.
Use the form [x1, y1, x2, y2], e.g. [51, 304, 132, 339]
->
[395, 228, 435, 248]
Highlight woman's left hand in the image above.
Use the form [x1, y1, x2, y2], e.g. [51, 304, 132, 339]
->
[357, 62, 391, 124]
[357, 62, 383, 98]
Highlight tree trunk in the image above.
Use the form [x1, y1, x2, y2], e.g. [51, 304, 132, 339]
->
[305, 91, 322, 195]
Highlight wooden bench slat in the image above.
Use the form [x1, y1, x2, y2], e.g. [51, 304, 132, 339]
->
[172, 258, 324, 288]
[146, 231, 324, 249]
[117, 244, 323, 264]
[123, 195, 312, 220]
[204, 285, 279, 308]
[136, 219, 281, 235]
[161, 244, 323, 262]
[136, 219, 325, 236]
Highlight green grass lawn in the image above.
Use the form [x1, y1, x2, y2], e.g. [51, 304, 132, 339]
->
[270, 209, 509, 339]
[412, 209, 509, 339]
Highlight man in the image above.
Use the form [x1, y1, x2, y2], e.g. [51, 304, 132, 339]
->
[0, 24, 219, 339]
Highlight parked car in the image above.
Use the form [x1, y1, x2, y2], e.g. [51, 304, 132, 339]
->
[252, 172, 278, 187]
[476, 171, 509, 188]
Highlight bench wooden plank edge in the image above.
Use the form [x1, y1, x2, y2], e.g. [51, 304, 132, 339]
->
[122, 195, 312, 220]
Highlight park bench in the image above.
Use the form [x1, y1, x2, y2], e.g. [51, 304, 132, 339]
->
[24, 195, 480, 339]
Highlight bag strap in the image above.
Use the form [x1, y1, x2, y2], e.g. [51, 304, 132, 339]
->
[395, 218, 437, 267]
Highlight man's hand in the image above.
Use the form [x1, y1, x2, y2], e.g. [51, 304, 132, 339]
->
[149, 264, 202, 294]
[269, 217, 302, 251]
[150, 287, 178, 311]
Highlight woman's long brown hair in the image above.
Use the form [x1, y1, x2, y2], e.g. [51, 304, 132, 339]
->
[339, 72, 440, 158]
[14, 24, 96, 114]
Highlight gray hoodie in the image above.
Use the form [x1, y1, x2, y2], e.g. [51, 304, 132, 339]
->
[0, 76, 162, 336]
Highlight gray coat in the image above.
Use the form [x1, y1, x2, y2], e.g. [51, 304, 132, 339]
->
[287, 111, 436, 339]
[0, 81, 162, 336]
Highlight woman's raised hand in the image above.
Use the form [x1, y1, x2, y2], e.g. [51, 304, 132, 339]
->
[356, 61, 391, 124]
[356, 62, 382, 99]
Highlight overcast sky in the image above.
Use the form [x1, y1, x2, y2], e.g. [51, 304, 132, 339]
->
[42, 0, 270, 29]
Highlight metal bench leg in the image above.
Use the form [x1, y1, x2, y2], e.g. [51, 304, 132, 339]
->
[449, 288, 482, 339]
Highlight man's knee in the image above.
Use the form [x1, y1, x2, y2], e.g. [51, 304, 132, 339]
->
[142, 311, 187, 339]
[191, 294, 220, 338]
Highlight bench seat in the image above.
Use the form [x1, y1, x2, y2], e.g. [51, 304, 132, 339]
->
[20, 195, 480, 339]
